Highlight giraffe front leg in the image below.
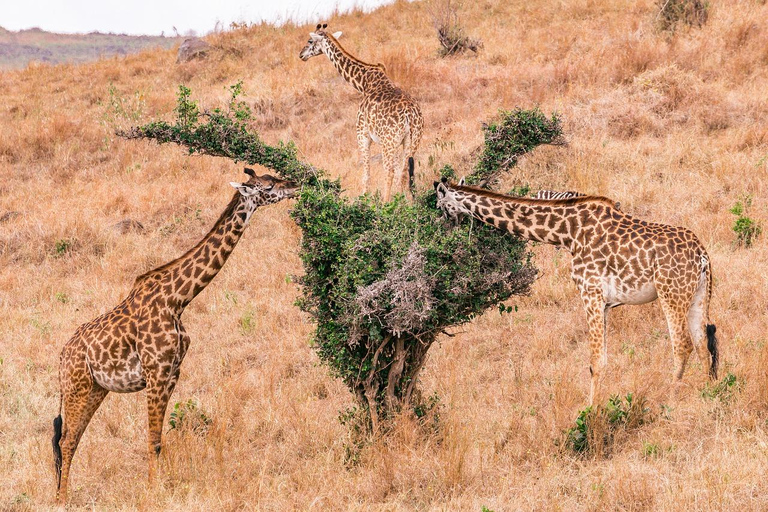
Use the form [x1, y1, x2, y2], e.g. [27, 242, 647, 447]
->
[145, 367, 177, 487]
[580, 290, 608, 406]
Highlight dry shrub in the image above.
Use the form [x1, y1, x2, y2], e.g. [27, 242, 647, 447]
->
[428, 0, 483, 57]
[656, 0, 708, 32]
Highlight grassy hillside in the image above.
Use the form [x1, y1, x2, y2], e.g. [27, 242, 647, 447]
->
[1, 0, 767, 509]
[0, 26, 182, 69]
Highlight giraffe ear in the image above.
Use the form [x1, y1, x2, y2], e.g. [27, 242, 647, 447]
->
[332, 31, 342, 39]
[230, 182, 252, 195]
[458, 177, 465, 186]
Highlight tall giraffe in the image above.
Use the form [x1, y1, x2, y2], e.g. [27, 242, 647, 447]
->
[52, 170, 298, 504]
[300, 23, 424, 201]
[434, 178, 718, 404]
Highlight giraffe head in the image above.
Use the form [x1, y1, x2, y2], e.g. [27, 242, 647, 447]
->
[299, 23, 343, 61]
[434, 177, 470, 223]
[229, 169, 299, 220]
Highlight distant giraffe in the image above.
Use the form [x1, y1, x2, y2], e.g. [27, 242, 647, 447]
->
[534, 189, 621, 210]
[52, 170, 298, 504]
[300, 23, 424, 201]
[435, 178, 718, 404]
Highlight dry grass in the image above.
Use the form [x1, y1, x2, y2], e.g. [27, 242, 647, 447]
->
[1, 0, 767, 509]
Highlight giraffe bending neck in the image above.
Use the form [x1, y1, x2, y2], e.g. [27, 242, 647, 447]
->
[320, 35, 384, 94]
[440, 182, 616, 250]
[138, 192, 251, 310]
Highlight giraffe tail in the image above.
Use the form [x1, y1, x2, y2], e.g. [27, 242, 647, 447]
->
[703, 253, 718, 380]
[407, 157, 415, 195]
[53, 396, 63, 489]
[707, 324, 718, 380]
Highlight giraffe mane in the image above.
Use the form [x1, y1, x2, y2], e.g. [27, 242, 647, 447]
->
[325, 33, 385, 70]
[452, 183, 617, 208]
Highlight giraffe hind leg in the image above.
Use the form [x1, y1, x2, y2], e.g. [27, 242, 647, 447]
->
[660, 295, 694, 381]
[57, 383, 109, 504]
[687, 270, 718, 379]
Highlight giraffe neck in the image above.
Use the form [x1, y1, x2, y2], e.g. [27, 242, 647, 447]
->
[138, 193, 253, 310]
[452, 187, 612, 250]
[322, 36, 383, 94]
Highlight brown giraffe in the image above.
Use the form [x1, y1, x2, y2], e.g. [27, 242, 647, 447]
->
[434, 178, 718, 404]
[52, 170, 298, 504]
[300, 23, 424, 201]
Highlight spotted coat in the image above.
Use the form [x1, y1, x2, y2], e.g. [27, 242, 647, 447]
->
[435, 179, 718, 404]
[300, 24, 423, 201]
[53, 171, 298, 505]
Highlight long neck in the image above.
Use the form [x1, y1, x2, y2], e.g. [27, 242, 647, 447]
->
[455, 189, 592, 249]
[322, 37, 382, 94]
[145, 193, 252, 310]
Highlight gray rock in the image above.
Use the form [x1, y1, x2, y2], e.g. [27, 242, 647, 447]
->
[176, 37, 210, 63]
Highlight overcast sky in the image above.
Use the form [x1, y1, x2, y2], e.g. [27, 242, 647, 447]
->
[2, 0, 393, 36]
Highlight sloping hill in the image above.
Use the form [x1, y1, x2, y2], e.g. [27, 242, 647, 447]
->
[0, 26, 182, 69]
[0, 1, 767, 509]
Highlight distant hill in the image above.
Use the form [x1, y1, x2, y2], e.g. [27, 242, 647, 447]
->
[0, 26, 183, 69]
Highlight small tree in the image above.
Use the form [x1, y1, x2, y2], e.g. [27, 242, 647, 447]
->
[121, 85, 562, 430]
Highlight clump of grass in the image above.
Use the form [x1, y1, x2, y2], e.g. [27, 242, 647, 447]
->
[730, 196, 762, 248]
[655, 0, 709, 32]
[168, 399, 212, 435]
[428, 0, 483, 57]
[565, 393, 652, 457]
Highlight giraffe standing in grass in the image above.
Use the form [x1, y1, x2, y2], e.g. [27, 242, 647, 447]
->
[300, 23, 424, 201]
[434, 178, 718, 404]
[52, 170, 298, 504]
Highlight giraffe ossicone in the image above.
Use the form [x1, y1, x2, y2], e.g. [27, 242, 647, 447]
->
[434, 180, 719, 405]
[52, 170, 298, 505]
[299, 24, 423, 201]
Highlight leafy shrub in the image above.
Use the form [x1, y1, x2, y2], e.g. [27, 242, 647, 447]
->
[466, 108, 564, 188]
[428, 0, 483, 57]
[168, 399, 212, 434]
[655, 0, 709, 32]
[565, 393, 652, 456]
[122, 84, 564, 430]
[701, 372, 742, 404]
[730, 196, 762, 248]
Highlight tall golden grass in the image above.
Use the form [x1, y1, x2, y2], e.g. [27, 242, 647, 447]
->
[1, 0, 767, 509]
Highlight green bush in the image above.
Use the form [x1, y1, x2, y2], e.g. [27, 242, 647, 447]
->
[122, 84, 564, 429]
[565, 393, 652, 456]
[467, 108, 564, 188]
[730, 196, 762, 248]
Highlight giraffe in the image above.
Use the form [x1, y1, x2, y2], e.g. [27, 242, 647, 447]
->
[533, 189, 621, 210]
[52, 170, 298, 504]
[434, 178, 718, 404]
[300, 23, 424, 201]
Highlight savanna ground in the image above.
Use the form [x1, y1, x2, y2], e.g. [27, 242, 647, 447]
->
[1, 0, 768, 509]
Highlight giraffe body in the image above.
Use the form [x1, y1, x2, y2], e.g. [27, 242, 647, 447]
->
[435, 179, 718, 404]
[53, 171, 297, 505]
[300, 24, 423, 200]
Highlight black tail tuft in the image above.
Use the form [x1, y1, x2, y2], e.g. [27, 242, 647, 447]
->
[407, 157, 415, 194]
[53, 415, 63, 488]
[707, 324, 718, 380]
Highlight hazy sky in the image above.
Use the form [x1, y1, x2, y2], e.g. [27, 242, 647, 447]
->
[3, 0, 393, 36]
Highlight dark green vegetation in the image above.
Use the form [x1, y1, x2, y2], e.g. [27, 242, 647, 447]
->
[123, 84, 564, 429]
[730, 196, 762, 248]
[0, 26, 181, 69]
[565, 394, 652, 457]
